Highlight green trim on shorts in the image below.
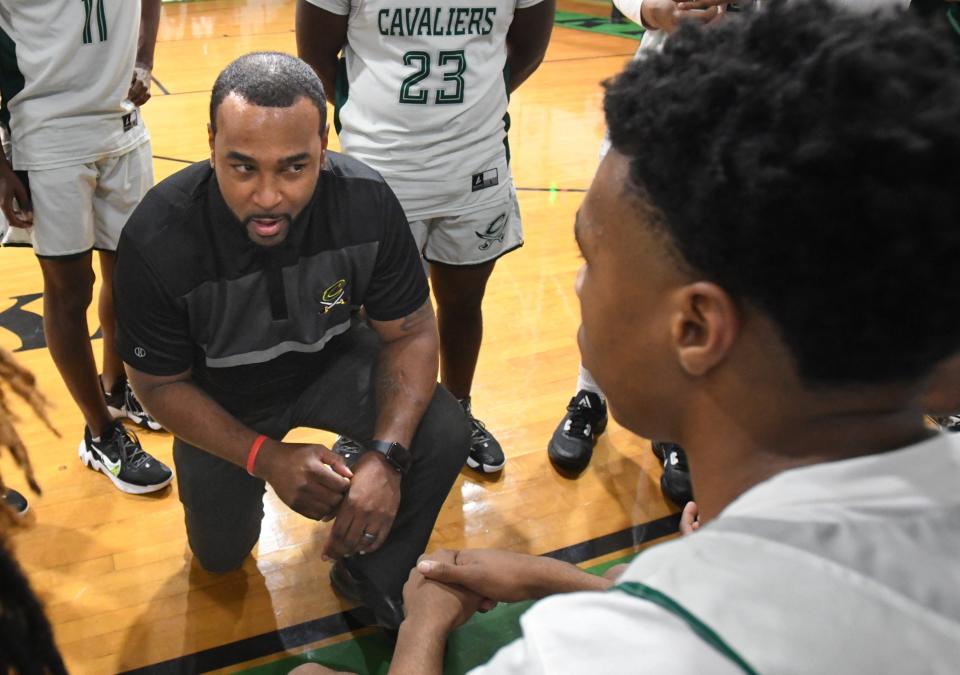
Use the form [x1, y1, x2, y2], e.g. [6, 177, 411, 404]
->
[612, 582, 760, 675]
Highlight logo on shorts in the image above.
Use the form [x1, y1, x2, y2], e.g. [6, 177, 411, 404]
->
[471, 168, 499, 192]
[122, 110, 139, 132]
[134, 346, 147, 358]
[319, 279, 348, 314]
[475, 213, 508, 251]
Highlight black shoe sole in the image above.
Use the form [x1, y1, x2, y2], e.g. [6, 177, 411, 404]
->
[548, 448, 593, 473]
[466, 454, 505, 473]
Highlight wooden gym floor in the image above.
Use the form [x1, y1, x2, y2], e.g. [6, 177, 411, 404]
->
[0, 1, 677, 672]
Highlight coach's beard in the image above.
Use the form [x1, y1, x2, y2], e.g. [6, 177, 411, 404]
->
[245, 213, 292, 247]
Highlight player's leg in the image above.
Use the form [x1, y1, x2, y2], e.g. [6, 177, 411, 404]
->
[547, 363, 609, 472]
[36, 250, 112, 434]
[429, 260, 505, 474]
[93, 142, 163, 432]
[289, 320, 470, 629]
[421, 190, 523, 474]
[30, 156, 171, 494]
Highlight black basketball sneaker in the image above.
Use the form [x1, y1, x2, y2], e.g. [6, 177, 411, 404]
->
[929, 414, 960, 432]
[78, 421, 173, 494]
[461, 397, 505, 473]
[102, 375, 163, 432]
[652, 441, 693, 508]
[548, 390, 608, 472]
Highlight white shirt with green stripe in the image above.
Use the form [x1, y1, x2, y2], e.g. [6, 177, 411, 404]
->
[471, 433, 960, 674]
[0, 0, 148, 171]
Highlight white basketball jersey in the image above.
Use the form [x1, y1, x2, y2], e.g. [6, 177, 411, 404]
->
[305, 0, 543, 218]
[0, 0, 147, 170]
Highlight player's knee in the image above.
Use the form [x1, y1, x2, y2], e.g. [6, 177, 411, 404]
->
[42, 266, 95, 313]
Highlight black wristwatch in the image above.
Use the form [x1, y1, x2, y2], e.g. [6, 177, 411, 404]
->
[363, 439, 412, 474]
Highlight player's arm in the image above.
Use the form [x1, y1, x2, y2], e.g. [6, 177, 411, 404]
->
[505, 0, 556, 93]
[296, 0, 348, 103]
[128, 0, 162, 106]
[138, 0, 162, 70]
[321, 299, 439, 559]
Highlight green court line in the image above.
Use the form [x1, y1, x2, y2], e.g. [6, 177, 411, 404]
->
[237, 553, 637, 675]
[554, 10, 645, 40]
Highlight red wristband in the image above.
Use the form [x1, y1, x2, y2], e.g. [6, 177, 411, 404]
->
[246, 434, 268, 476]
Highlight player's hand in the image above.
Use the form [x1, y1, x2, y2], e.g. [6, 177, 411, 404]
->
[321, 452, 401, 560]
[642, 0, 724, 32]
[403, 549, 484, 632]
[418, 548, 551, 604]
[674, 0, 727, 24]
[128, 63, 153, 107]
[256, 440, 352, 520]
[679, 500, 701, 535]
[0, 162, 32, 228]
[288, 665, 358, 675]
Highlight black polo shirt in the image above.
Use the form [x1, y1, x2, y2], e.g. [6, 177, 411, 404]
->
[114, 151, 428, 413]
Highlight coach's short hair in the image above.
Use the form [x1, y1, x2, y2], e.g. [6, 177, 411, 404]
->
[604, 0, 960, 386]
[210, 52, 326, 132]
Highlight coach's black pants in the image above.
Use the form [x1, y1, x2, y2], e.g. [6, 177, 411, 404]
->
[172, 322, 470, 605]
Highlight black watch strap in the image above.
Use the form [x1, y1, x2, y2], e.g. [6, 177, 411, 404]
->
[364, 439, 412, 474]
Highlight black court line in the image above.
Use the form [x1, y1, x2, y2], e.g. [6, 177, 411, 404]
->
[153, 154, 196, 165]
[152, 76, 171, 96]
[119, 513, 680, 675]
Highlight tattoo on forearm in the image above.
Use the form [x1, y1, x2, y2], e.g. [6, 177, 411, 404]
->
[399, 302, 434, 333]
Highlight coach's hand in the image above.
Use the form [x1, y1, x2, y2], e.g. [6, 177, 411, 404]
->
[0, 163, 32, 228]
[257, 441, 352, 521]
[128, 64, 153, 106]
[322, 452, 401, 560]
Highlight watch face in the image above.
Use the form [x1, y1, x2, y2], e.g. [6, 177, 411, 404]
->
[386, 442, 412, 472]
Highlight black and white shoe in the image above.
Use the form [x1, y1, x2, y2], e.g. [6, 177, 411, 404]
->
[930, 414, 960, 432]
[102, 375, 163, 432]
[2, 488, 29, 516]
[548, 390, 608, 472]
[652, 441, 693, 508]
[78, 422, 173, 494]
[461, 398, 505, 473]
[331, 435, 363, 469]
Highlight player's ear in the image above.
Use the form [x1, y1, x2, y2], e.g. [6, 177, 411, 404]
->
[207, 122, 215, 168]
[320, 122, 329, 149]
[670, 281, 739, 377]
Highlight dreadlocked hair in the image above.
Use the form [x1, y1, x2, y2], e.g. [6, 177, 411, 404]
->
[0, 347, 66, 673]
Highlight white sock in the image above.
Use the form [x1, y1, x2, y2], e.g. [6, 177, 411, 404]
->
[576, 363, 605, 400]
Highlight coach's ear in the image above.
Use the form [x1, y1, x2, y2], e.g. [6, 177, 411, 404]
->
[207, 122, 215, 168]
